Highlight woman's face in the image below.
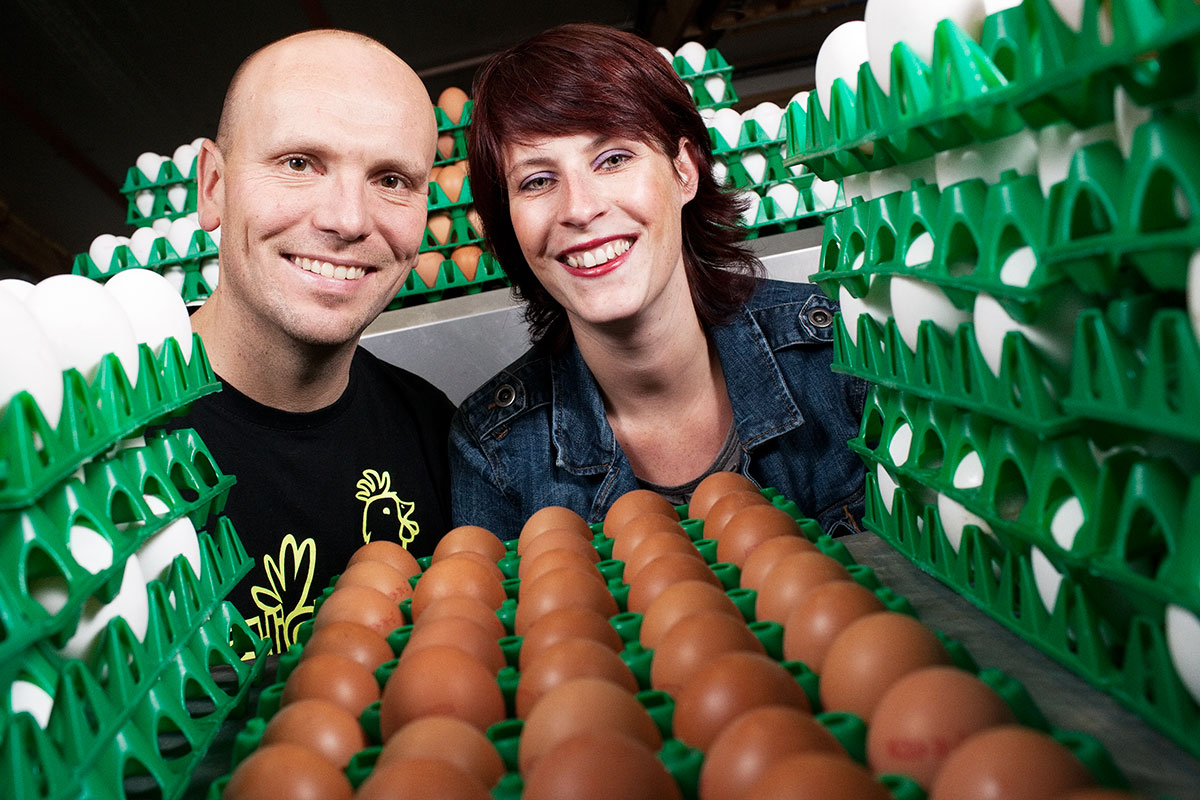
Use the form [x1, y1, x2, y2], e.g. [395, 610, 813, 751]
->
[502, 133, 699, 333]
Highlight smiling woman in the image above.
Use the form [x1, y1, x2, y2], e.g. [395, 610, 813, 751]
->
[448, 23, 868, 539]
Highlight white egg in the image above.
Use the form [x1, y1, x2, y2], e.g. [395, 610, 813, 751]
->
[741, 150, 768, 184]
[71, 524, 114, 572]
[0, 292, 64, 427]
[864, 0, 988, 94]
[890, 275, 971, 351]
[167, 184, 188, 213]
[877, 464, 901, 514]
[749, 102, 785, 139]
[711, 107, 744, 149]
[136, 495, 201, 583]
[1049, 495, 1085, 550]
[136, 152, 167, 183]
[789, 90, 811, 111]
[997, 245, 1038, 287]
[27, 274, 140, 386]
[973, 289, 1082, 377]
[815, 20, 869, 112]
[129, 227, 162, 266]
[712, 159, 729, 187]
[1030, 547, 1063, 613]
[0, 278, 35, 301]
[172, 143, 197, 175]
[888, 422, 914, 465]
[675, 41, 709, 72]
[104, 267, 194, 361]
[167, 215, 201, 258]
[190, 136, 207, 151]
[953, 449, 985, 489]
[704, 75, 727, 103]
[838, 280, 891, 345]
[151, 217, 171, 235]
[937, 492, 992, 552]
[134, 190, 156, 218]
[1166, 605, 1200, 705]
[58, 554, 149, 662]
[934, 128, 1038, 189]
[766, 183, 801, 218]
[810, 177, 842, 210]
[1188, 250, 1200, 351]
[1036, 121, 1117, 195]
[868, 158, 936, 198]
[842, 173, 873, 203]
[982, 0, 1023, 10]
[1114, 87, 1153, 159]
[201, 259, 221, 289]
[905, 231, 936, 266]
[163, 265, 187, 293]
[656, 46, 674, 63]
[9, 680, 54, 728]
[738, 191, 763, 227]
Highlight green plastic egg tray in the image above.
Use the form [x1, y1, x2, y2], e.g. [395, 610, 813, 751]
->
[433, 101, 472, 168]
[427, 172, 474, 212]
[720, 148, 809, 193]
[784, 0, 1200, 180]
[0, 334, 219, 510]
[124, 184, 197, 229]
[73, 229, 219, 281]
[385, 251, 509, 310]
[742, 181, 843, 241]
[672, 49, 738, 112]
[420, 207, 484, 257]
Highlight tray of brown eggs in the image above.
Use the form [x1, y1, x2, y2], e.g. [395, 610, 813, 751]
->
[209, 472, 1137, 800]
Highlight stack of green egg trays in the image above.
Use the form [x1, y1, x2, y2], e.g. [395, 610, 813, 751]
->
[671, 48, 738, 111]
[210, 489, 1129, 800]
[786, 0, 1200, 760]
[435, 100, 472, 167]
[0, 334, 270, 800]
[71, 228, 221, 307]
[120, 158, 197, 229]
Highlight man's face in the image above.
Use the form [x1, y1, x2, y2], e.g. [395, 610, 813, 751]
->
[198, 37, 436, 350]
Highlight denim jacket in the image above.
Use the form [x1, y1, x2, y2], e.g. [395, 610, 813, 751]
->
[449, 279, 868, 540]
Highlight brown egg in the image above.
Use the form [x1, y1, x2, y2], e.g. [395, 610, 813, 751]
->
[401, 614, 505, 674]
[346, 540, 420, 582]
[782, 580, 885, 673]
[427, 212, 453, 245]
[437, 86, 470, 124]
[301, 620, 394, 673]
[701, 706, 846, 800]
[312, 584, 405, 637]
[717, 504, 802, 567]
[868, 666, 1018, 788]
[703, 490, 771, 542]
[1056, 792, 1144, 799]
[604, 490, 679, 539]
[516, 637, 638, 717]
[519, 547, 604, 586]
[522, 729, 683, 800]
[433, 525, 507, 564]
[755, 551, 852, 625]
[436, 163, 467, 203]
[688, 471, 759, 520]
[412, 594, 506, 641]
[931, 725, 1095, 800]
[624, 532, 704, 584]
[611, 512, 690, 564]
[378, 716, 506, 789]
[626, 552, 722, 614]
[415, 250, 445, 288]
[222, 742, 351, 800]
[451, 245, 484, 281]
[747, 751, 891, 800]
[429, 165, 442, 183]
[355, 757, 491, 800]
[740, 535, 820, 592]
[515, 566, 619, 636]
[335, 559, 413, 605]
[639, 580, 741, 651]
[519, 606, 623, 670]
[261, 698, 367, 769]
[673, 651, 811, 751]
[437, 133, 457, 160]
[380, 645, 506, 736]
[820, 612, 953, 722]
[518, 528, 601, 578]
[280, 652, 380, 718]
[519, 677, 661, 775]
[649, 610, 764, 696]
[445, 549, 506, 582]
[410, 555, 506, 620]
[520, 506, 593, 553]
[466, 207, 484, 237]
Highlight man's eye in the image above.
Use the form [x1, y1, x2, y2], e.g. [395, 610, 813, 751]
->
[287, 157, 308, 172]
[381, 175, 404, 189]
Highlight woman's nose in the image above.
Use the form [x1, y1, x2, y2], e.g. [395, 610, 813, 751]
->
[557, 173, 604, 228]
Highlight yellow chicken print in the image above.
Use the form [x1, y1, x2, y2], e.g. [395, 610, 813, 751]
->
[356, 469, 419, 546]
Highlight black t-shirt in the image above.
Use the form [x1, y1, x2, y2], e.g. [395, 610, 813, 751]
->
[159, 347, 454, 656]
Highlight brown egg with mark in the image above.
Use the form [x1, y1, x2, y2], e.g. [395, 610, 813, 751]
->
[518, 606, 623, 671]
[740, 535, 819, 592]
[624, 531, 704, 584]
[335, 559, 413, 605]
[516, 637, 638, 717]
[701, 705, 847, 800]
[451, 246, 483, 281]
[301, 620, 394, 674]
[261, 698, 367, 769]
[380, 645, 506, 736]
[755, 551, 853, 625]
[820, 612, 953, 722]
[410, 555, 506, 621]
[639, 579, 741, 651]
[280, 651, 380, 718]
[514, 566, 619, 636]
[378, 715, 506, 789]
[519, 547, 604, 587]
[401, 614, 505, 674]
[611, 512, 689, 564]
[222, 742, 352, 800]
[415, 250, 445, 289]
[688, 471, 759, 520]
[436, 163, 467, 203]
[346, 540, 420, 582]
[427, 212, 453, 246]
[931, 725, 1095, 800]
[519, 677, 661, 775]
[411, 594, 506, 641]
[517, 528, 601, 578]
[312, 584, 405, 637]
[520, 506, 593, 553]
[717, 504, 804, 567]
[782, 580, 886, 673]
[436, 86, 470, 124]
[626, 552, 722, 614]
[867, 666, 1018, 788]
[604, 489, 679, 540]
[433, 525, 507, 564]
[522, 729, 683, 800]
[747, 751, 891, 800]
[673, 651, 811, 751]
[702, 490, 771, 543]
[650, 609, 764, 696]
[355, 757, 491, 800]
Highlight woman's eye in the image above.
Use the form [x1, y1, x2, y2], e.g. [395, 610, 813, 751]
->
[596, 150, 633, 170]
[520, 175, 552, 192]
[286, 157, 308, 172]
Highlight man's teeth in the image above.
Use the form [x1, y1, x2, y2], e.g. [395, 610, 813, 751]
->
[564, 239, 631, 269]
[295, 256, 366, 280]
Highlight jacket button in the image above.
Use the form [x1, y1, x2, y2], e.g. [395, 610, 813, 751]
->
[494, 384, 516, 407]
[806, 307, 834, 328]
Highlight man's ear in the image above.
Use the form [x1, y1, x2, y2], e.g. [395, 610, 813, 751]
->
[675, 138, 700, 204]
[195, 138, 225, 233]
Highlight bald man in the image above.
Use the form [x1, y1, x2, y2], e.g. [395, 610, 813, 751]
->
[162, 31, 454, 654]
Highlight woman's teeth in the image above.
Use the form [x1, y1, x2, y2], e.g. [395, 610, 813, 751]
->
[295, 256, 366, 280]
[564, 239, 631, 269]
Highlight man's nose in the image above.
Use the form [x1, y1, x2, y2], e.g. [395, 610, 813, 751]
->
[313, 172, 371, 241]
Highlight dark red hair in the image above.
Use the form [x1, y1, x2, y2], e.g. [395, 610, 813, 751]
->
[468, 23, 763, 351]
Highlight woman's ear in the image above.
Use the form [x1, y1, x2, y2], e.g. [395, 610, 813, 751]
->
[674, 138, 700, 204]
[195, 138, 225, 233]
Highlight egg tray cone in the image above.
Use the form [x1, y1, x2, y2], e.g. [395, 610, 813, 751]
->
[0, 334, 219, 510]
[419, 208, 484, 257]
[785, 0, 1200, 181]
[123, 182, 198, 229]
